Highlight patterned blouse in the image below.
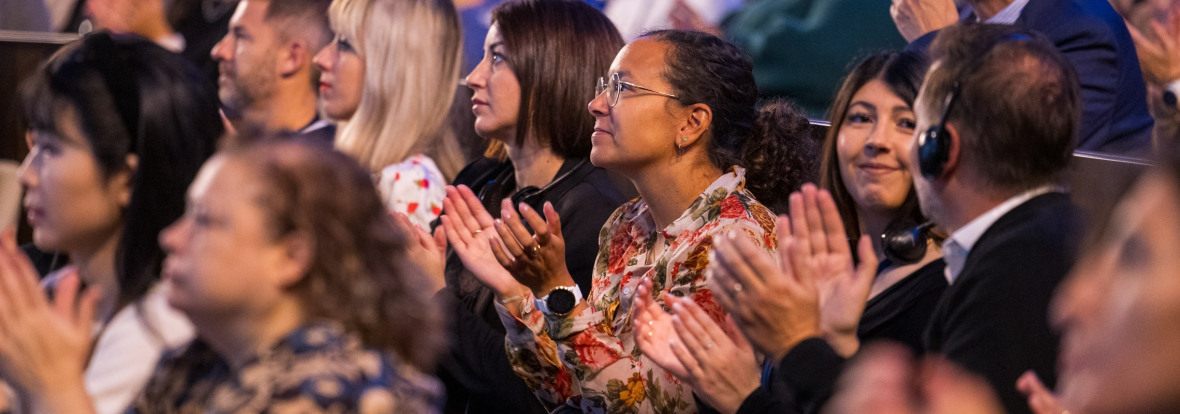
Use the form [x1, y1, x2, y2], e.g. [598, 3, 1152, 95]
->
[377, 154, 447, 230]
[495, 168, 777, 413]
[129, 321, 443, 413]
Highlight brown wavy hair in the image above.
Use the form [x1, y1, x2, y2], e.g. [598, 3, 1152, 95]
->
[226, 140, 443, 370]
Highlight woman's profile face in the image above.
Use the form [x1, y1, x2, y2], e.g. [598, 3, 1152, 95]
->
[835, 79, 917, 216]
[465, 23, 521, 141]
[160, 156, 299, 320]
[1054, 172, 1180, 414]
[313, 33, 365, 121]
[586, 38, 684, 175]
[19, 107, 130, 255]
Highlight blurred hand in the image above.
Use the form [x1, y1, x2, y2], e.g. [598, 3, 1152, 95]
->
[668, 0, 723, 37]
[489, 199, 576, 296]
[1017, 371, 1066, 414]
[1128, 6, 1180, 84]
[890, 0, 959, 42]
[87, 0, 175, 41]
[825, 344, 1005, 414]
[440, 185, 527, 300]
[0, 232, 99, 413]
[392, 212, 447, 293]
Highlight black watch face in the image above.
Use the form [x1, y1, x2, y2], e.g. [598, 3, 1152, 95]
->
[546, 289, 576, 314]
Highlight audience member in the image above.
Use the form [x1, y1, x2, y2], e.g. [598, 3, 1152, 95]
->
[896, 0, 1154, 154]
[635, 51, 949, 414]
[0, 140, 445, 412]
[210, 0, 334, 144]
[400, 1, 628, 412]
[825, 142, 1180, 414]
[441, 30, 801, 413]
[314, 0, 466, 229]
[899, 25, 1082, 413]
[1, 32, 219, 413]
[603, 0, 741, 40]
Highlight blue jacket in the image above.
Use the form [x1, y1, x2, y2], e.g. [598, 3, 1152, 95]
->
[911, 0, 1154, 155]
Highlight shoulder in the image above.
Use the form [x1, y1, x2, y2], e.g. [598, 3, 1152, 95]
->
[1020, 0, 1124, 43]
[379, 155, 446, 185]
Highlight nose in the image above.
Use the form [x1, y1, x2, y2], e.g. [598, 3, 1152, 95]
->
[464, 59, 487, 90]
[1050, 250, 1115, 332]
[18, 141, 37, 189]
[313, 43, 334, 72]
[863, 122, 889, 155]
[159, 215, 190, 255]
[210, 33, 231, 62]
[588, 87, 610, 117]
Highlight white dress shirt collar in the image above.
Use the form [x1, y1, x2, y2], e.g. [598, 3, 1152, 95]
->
[942, 185, 1059, 283]
[980, 0, 1030, 24]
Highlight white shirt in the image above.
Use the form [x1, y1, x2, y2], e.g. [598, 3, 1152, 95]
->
[942, 185, 1059, 284]
[982, 0, 1030, 24]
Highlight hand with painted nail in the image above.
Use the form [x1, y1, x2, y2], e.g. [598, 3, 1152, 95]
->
[440, 185, 528, 301]
[489, 199, 576, 297]
[0, 232, 101, 414]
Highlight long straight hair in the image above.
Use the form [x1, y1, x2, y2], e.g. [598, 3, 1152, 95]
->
[329, 0, 464, 179]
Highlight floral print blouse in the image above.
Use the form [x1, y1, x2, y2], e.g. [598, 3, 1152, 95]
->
[129, 321, 443, 413]
[495, 168, 777, 413]
[377, 154, 447, 230]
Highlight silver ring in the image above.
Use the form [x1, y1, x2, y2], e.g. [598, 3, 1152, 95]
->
[732, 283, 743, 293]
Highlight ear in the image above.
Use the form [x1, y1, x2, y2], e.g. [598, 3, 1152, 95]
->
[114, 153, 139, 207]
[274, 230, 314, 288]
[942, 122, 961, 177]
[676, 103, 713, 149]
[277, 39, 307, 78]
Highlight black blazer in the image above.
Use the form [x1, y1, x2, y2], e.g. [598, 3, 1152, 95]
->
[910, 0, 1153, 155]
[925, 192, 1082, 414]
[437, 157, 627, 414]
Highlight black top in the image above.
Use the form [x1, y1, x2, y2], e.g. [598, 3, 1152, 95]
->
[730, 259, 947, 414]
[437, 157, 627, 414]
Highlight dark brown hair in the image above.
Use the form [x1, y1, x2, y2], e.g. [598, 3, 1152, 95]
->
[229, 141, 443, 371]
[490, 0, 624, 158]
[819, 51, 928, 242]
[639, 30, 814, 209]
[924, 24, 1078, 191]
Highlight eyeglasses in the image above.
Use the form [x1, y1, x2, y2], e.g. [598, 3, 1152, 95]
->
[595, 72, 679, 108]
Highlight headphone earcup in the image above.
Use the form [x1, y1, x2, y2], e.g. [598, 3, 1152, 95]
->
[881, 221, 932, 264]
[917, 126, 950, 178]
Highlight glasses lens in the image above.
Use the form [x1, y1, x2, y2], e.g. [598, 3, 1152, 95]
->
[609, 73, 622, 107]
[596, 77, 607, 97]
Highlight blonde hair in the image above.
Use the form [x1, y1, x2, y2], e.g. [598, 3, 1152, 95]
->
[328, 0, 464, 179]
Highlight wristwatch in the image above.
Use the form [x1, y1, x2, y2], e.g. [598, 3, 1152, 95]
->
[1164, 79, 1180, 110]
[535, 285, 583, 316]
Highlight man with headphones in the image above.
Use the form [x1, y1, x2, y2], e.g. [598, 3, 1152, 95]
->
[909, 24, 1083, 414]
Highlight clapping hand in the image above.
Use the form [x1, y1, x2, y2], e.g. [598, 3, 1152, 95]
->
[488, 199, 576, 296]
[439, 185, 527, 301]
[1128, 6, 1180, 85]
[391, 212, 447, 293]
[890, 0, 959, 42]
[634, 278, 761, 414]
[0, 232, 100, 413]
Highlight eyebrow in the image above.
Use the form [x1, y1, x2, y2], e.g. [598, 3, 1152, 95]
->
[848, 101, 876, 111]
[487, 41, 504, 51]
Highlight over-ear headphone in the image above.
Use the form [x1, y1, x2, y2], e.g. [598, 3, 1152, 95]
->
[882, 220, 934, 264]
[917, 83, 959, 179]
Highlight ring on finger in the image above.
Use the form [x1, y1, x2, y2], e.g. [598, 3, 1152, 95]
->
[527, 244, 542, 257]
[732, 283, 743, 293]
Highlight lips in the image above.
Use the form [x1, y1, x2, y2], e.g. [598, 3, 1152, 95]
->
[857, 162, 900, 174]
[318, 81, 332, 94]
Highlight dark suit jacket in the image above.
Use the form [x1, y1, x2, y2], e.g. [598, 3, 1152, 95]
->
[910, 0, 1154, 155]
[437, 157, 627, 414]
[925, 192, 1081, 414]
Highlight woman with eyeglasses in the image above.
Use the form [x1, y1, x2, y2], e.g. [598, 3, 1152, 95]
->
[396, 1, 629, 412]
[442, 30, 809, 412]
[312, 0, 466, 230]
[0, 32, 218, 413]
